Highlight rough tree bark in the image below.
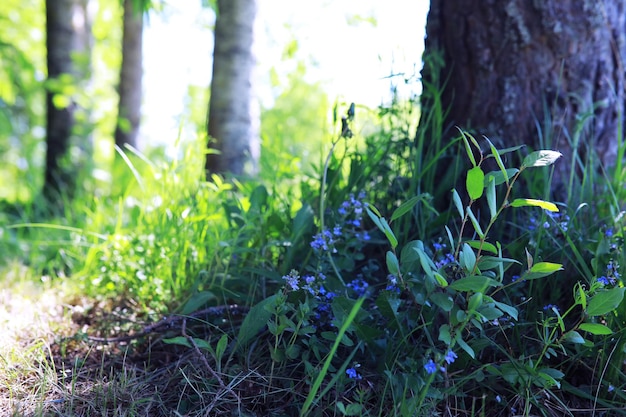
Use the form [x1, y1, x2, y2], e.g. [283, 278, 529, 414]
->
[115, 0, 143, 149]
[421, 0, 626, 198]
[44, 0, 91, 200]
[206, 0, 260, 176]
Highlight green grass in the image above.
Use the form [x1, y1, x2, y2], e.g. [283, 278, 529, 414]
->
[2, 90, 626, 416]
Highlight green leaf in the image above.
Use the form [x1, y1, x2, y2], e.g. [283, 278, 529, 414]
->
[510, 198, 559, 212]
[181, 291, 217, 315]
[163, 336, 192, 348]
[492, 299, 518, 321]
[415, 247, 436, 277]
[587, 287, 626, 316]
[431, 293, 454, 312]
[386, 251, 400, 276]
[390, 196, 420, 222]
[433, 272, 449, 288]
[452, 189, 464, 220]
[486, 177, 497, 220]
[563, 330, 586, 344]
[236, 294, 278, 348]
[448, 275, 501, 292]
[521, 262, 563, 280]
[455, 333, 475, 359]
[484, 169, 519, 186]
[466, 166, 485, 200]
[497, 144, 525, 156]
[459, 130, 477, 166]
[467, 240, 498, 255]
[466, 207, 484, 238]
[460, 243, 477, 272]
[438, 324, 451, 345]
[578, 323, 613, 335]
[486, 137, 510, 186]
[521, 150, 562, 168]
[215, 334, 229, 361]
[468, 292, 483, 311]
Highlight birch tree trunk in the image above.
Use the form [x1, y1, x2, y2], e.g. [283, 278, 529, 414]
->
[206, 0, 259, 176]
[421, 0, 626, 199]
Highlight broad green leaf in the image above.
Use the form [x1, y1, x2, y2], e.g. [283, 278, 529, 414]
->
[486, 177, 497, 220]
[438, 324, 451, 345]
[466, 207, 484, 238]
[390, 196, 420, 222]
[530, 262, 563, 274]
[578, 323, 613, 335]
[522, 150, 562, 168]
[434, 272, 448, 287]
[386, 251, 400, 276]
[521, 262, 563, 280]
[460, 243, 477, 272]
[510, 198, 559, 212]
[478, 305, 503, 320]
[452, 189, 464, 220]
[467, 240, 498, 255]
[563, 330, 586, 344]
[236, 294, 278, 348]
[466, 166, 485, 200]
[468, 292, 483, 311]
[448, 275, 501, 292]
[431, 293, 454, 312]
[484, 169, 519, 186]
[491, 299, 518, 321]
[415, 247, 436, 277]
[587, 287, 626, 316]
[380, 217, 398, 249]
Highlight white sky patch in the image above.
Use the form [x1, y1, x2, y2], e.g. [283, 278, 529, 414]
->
[140, 1, 428, 148]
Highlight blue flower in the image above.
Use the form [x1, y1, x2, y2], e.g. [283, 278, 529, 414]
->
[347, 277, 369, 296]
[511, 275, 520, 283]
[608, 384, 615, 392]
[606, 228, 614, 238]
[282, 270, 300, 291]
[346, 367, 362, 379]
[424, 359, 437, 374]
[598, 276, 610, 286]
[495, 395, 501, 403]
[444, 350, 458, 365]
[543, 304, 559, 312]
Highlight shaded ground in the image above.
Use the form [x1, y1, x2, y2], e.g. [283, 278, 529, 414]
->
[0, 277, 284, 417]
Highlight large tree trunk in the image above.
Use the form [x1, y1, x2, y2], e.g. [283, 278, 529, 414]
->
[421, 0, 626, 199]
[206, 0, 259, 176]
[44, 0, 91, 200]
[115, 0, 143, 149]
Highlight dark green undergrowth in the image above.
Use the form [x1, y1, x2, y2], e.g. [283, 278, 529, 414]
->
[3, 84, 626, 416]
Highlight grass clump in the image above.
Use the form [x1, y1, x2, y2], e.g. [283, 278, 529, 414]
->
[2, 88, 626, 416]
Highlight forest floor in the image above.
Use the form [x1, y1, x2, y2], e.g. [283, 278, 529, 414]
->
[0, 275, 247, 417]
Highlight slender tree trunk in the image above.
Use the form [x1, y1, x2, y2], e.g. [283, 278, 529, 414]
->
[115, 0, 143, 149]
[45, 0, 76, 199]
[206, 0, 259, 176]
[421, 0, 626, 198]
[44, 0, 92, 200]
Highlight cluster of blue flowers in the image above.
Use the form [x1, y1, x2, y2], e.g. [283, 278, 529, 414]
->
[598, 259, 621, 286]
[385, 274, 401, 293]
[424, 349, 458, 375]
[528, 210, 570, 234]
